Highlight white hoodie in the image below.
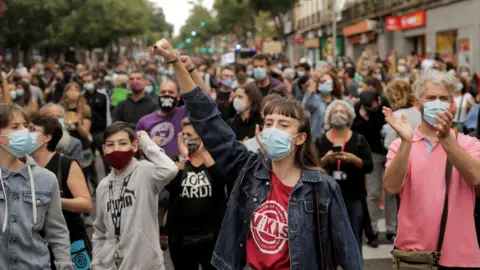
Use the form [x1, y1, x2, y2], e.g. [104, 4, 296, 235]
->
[91, 136, 178, 270]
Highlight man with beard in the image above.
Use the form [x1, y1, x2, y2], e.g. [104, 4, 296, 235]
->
[136, 79, 186, 156]
[135, 78, 186, 251]
[112, 71, 157, 129]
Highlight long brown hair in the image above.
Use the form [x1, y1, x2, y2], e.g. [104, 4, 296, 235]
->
[60, 82, 91, 119]
[327, 72, 343, 100]
[262, 97, 320, 170]
[238, 83, 263, 119]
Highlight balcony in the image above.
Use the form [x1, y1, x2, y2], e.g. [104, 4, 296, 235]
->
[340, 0, 459, 26]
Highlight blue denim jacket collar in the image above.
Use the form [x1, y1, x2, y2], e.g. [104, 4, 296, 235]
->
[254, 158, 324, 184]
[0, 165, 31, 181]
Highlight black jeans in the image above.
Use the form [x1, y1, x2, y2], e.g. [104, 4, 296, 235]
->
[169, 237, 216, 270]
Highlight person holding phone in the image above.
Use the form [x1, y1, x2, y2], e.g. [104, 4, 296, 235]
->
[316, 100, 374, 253]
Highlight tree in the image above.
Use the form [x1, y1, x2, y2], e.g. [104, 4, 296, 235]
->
[250, 0, 295, 47]
[213, 0, 255, 43]
[0, 0, 172, 63]
[176, 3, 219, 51]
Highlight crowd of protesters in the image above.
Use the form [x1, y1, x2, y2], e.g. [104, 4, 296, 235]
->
[0, 39, 479, 270]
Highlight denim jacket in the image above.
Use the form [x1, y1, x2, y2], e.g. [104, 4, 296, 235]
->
[0, 157, 73, 270]
[183, 86, 362, 270]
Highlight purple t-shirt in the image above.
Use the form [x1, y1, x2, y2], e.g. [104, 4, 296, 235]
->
[136, 106, 186, 156]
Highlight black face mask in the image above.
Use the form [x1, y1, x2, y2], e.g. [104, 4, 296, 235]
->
[158, 95, 178, 112]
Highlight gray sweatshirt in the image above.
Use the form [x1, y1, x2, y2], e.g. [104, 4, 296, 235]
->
[91, 136, 178, 270]
[0, 157, 73, 269]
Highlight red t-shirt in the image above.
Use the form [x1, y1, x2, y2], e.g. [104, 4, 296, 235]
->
[246, 172, 294, 270]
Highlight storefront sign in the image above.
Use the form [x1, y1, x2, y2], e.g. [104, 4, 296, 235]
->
[385, 10, 426, 32]
[458, 38, 472, 68]
[347, 32, 376, 45]
[343, 20, 377, 36]
[304, 39, 320, 49]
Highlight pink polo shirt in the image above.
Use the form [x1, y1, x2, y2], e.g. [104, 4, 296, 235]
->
[386, 128, 480, 267]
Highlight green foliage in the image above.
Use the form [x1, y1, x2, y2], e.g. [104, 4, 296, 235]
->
[0, 0, 173, 50]
[177, 3, 219, 51]
[213, 0, 255, 42]
[250, 0, 294, 16]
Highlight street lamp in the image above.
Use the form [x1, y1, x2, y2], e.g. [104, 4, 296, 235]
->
[186, 38, 192, 44]
[200, 20, 206, 27]
[191, 31, 197, 36]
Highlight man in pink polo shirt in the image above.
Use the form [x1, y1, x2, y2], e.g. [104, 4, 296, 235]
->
[383, 69, 480, 269]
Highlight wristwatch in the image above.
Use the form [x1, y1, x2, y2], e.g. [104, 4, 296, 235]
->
[178, 156, 188, 163]
[188, 67, 196, 73]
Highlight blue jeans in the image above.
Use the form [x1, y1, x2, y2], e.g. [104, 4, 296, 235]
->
[344, 197, 364, 254]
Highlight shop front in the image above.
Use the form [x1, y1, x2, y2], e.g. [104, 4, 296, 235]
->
[388, 0, 480, 71]
[319, 37, 344, 61]
[425, 0, 480, 70]
[387, 10, 427, 58]
[343, 20, 378, 60]
[304, 38, 320, 67]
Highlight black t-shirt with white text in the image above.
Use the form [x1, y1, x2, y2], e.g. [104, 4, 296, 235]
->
[165, 161, 228, 240]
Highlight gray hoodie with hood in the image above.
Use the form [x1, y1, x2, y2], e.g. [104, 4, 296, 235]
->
[91, 135, 178, 270]
[0, 156, 73, 269]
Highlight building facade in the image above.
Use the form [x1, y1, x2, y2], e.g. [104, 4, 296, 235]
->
[340, 0, 476, 70]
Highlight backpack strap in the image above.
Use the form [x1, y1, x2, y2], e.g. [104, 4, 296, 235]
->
[436, 132, 457, 252]
[314, 184, 325, 269]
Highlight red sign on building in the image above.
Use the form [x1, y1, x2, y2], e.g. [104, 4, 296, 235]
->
[385, 10, 426, 32]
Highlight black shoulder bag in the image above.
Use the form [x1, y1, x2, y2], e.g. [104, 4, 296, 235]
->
[392, 156, 453, 269]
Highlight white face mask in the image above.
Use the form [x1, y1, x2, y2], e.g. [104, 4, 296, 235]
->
[10, 90, 17, 100]
[456, 83, 464, 92]
[233, 98, 246, 113]
[83, 83, 95, 93]
[398, 65, 407, 73]
[461, 71, 470, 78]
[144, 85, 154, 94]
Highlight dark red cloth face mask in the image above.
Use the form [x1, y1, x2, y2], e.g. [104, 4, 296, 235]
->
[104, 150, 135, 170]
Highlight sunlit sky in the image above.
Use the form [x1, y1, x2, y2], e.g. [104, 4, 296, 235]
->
[150, 0, 214, 36]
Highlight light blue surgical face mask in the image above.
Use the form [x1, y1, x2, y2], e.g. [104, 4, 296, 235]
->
[318, 81, 333, 94]
[0, 129, 34, 157]
[29, 132, 43, 154]
[422, 99, 450, 126]
[259, 128, 298, 161]
[222, 78, 233, 88]
[16, 88, 24, 97]
[58, 118, 66, 129]
[253, 68, 267, 81]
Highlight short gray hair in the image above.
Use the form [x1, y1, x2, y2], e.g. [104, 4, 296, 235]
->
[40, 102, 65, 117]
[324, 100, 356, 126]
[282, 68, 295, 80]
[413, 69, 457, 99]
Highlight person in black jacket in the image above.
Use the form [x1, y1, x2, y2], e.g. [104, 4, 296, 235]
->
[112, 71, 157, 128]
[352, 89, 397, 245]
[51, 62, 76, 103]
[317, 100, 373, 253]
[166, 117, 229, 270]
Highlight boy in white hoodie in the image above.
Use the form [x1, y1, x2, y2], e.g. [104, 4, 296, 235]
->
[91, 121, 178, 270]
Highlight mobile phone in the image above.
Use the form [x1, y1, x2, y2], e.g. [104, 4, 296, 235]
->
[332, 145, 342, 152]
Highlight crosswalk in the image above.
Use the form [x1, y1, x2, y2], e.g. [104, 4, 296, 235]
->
[363, 218, 394, 269]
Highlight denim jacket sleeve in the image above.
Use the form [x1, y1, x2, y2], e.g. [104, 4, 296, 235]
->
[329, 181, 362, 269]
[182, 86, 253, 183]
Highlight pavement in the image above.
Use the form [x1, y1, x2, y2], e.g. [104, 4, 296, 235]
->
[90, 153, 394, 269]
